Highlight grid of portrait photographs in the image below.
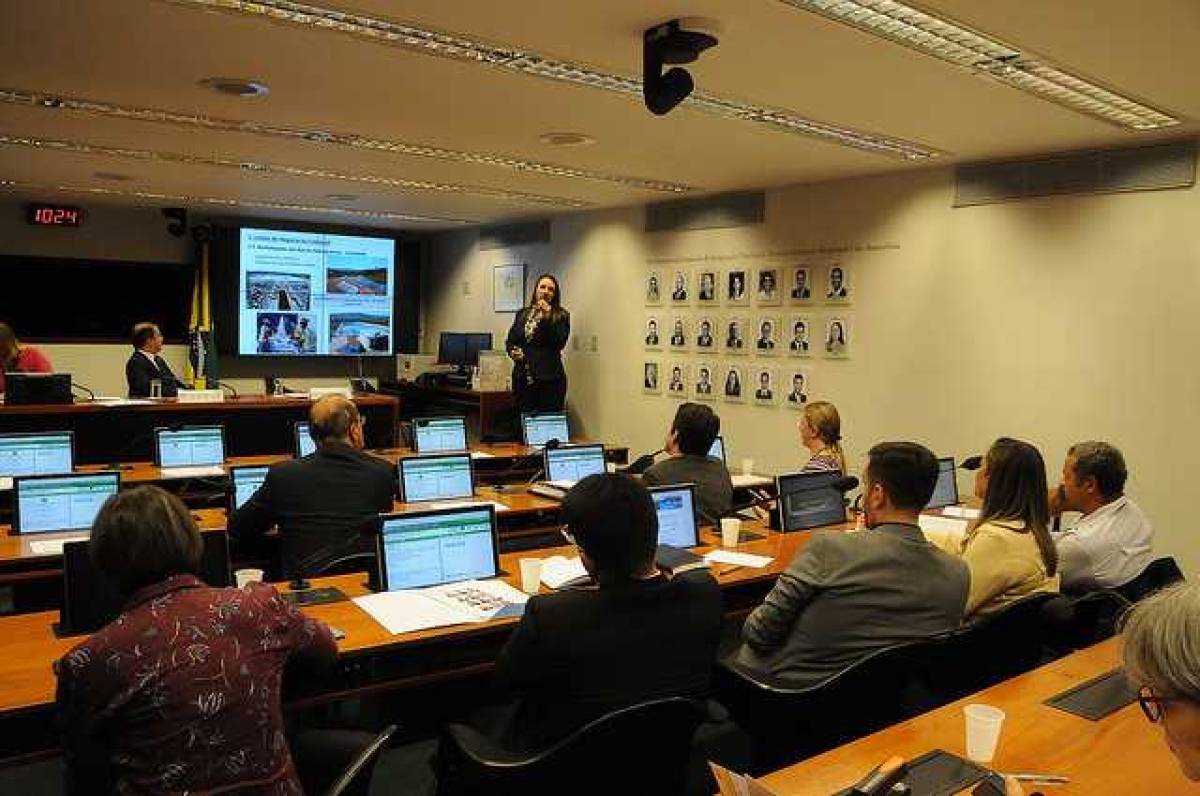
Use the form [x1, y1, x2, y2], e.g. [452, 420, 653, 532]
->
[641, 262, 855, 403]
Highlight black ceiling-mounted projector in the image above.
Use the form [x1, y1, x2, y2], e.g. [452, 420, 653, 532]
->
[643, 19, 719, 116]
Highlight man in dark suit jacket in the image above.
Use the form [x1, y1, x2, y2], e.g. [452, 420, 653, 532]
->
[490, 473, 722, 751]
[126, 322, 190, 398]
[228, 396, 395, 578]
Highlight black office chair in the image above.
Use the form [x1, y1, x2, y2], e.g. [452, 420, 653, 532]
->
[1040, 590, 1131, 659]
[1117, 557, 1184, 603]
[939, 592, 1060, 701]
[293, 724, 397, 796]
[713, 635, 952, 773]
[434, 698, 707, 796]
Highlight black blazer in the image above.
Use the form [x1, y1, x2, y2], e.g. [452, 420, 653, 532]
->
[228, 443, 396, 578]
[505, 307, 570, 384]
[492, 571, 722, 750]
[125, 351, 188, 398]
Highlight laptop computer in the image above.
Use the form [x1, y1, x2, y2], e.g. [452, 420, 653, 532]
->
[775, 470, 847, 531]
[4, 372, 73, 405]
[398, 453, 475, 503]
[374, 504, 500, 591]
[229, 464, 270, 513]
[521, 412, 570, 448]
[925, 456, 960, 510]
[13, 472, 121, 535]
[529, 444, 606, 500]
[60, 532, 231, 635]
[294, 421, 317, 458]
[155, 425, 226, 478]
[0, 430, 74, 491]
[413, 416, 469, 454]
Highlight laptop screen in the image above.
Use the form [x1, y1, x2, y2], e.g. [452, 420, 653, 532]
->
[0, 431, 74, 482]
[545, 444, 606, 483]
[522, 412, 570, 447]
[399, 454, 474, 502]
[925, 457, 960, 510]
[413, 417, 468, 454]
[708, 435, 725, 464]
[776, 470, 846, 531]
[294, 422, 317, 458]
[376, 505, 499, 590]
[651, 485, 699, 548]
[156, 426, 225, 468]
[230, 465, 270, 510]
[14, 472, 121, 534]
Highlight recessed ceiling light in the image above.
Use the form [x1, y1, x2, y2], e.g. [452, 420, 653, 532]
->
[199, 77, 269, 98]
[538, 132, 596, 147]
[325, 193, 358, 202]
[93, 171, 134, 182]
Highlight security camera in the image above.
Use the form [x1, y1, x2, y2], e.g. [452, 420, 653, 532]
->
[643, 18, 719, 116]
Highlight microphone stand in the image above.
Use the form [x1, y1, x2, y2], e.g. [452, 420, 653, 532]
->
[492, 438, 561, 492]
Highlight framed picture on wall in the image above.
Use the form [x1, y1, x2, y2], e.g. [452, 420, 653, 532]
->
[670, 270, 690, 304]
[697, 270, 718, 304]
[694, 361, 717, 400]
[722, 363, 745, 403]
[824, 316, 851, 358]
[645, 269, 663, 305]
[668, 315, 690, 352]
[756, 267, 782, 306]
[666, 361, 688, 398]
[753, 366, 778, 405]
[643, 361, 661, 394]
[493, 264, 526, 312]
[825, 262, 852, 303]
[789, 265, 814, 304]
[786, 315, 812, 357]
[644, 315, 662, 350]
[754, 315, 781, 356]
[726, 269, 749, 305]
[784, 369, 810, 408]
[695, 315, 717, 351]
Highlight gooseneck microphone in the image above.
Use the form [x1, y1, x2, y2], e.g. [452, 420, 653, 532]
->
[830, 475, 860, 493]
[960, 455, 983, 471]
[622, 448, 665, 475]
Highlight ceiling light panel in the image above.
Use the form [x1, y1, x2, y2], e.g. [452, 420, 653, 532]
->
[0, 133, 590, 207]
[777, 0, 1179, 130]
[158, 0, 940, 159]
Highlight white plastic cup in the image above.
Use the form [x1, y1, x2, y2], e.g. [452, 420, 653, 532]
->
[235, 568, 264, 589]
[518, 558, 543, 595]
[963, 703, 1006, 762]
[720, 517, 741, 547]
[149, 379, 163, 399]
[741, 458, 754, 476]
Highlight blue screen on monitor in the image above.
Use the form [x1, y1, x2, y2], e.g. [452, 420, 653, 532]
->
[156, 426, 225, 468]
[414, 417, 468, 453]
[651, 485, 699, 548]
[523, 413, 569, 447]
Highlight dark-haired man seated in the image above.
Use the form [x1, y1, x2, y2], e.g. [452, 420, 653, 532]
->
[642, 402, 734, 526]
[488, 473, 722, 751]
[733, 442, 968, 686]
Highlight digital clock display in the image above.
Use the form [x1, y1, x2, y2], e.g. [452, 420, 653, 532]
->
[27, 203, 83, 227]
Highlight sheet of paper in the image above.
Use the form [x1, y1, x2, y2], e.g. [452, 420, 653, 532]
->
[428, 500, 508, 513]
[540, 555, 589, 588]
[353, 590, 475, 635]
[918, 514, 969, 535]
[29, 537, 86, 555]
[703, 550, 773, 568]
[425, 578, 528, 620]
[0, 477, 11, 491]
[93, 398, 154, 406]
[158, 465, 226, 479]
[942, 505, 981, 519]
[731, 474, 773, 489]
[469, 451, 495, 459]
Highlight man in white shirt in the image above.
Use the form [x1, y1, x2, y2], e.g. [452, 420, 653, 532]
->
[1051, 441, 1154, 592]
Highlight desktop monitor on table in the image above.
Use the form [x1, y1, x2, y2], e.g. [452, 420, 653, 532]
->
[413, 416, 468, 454]
[0, 431, 74, 490]
[544, 444, 607, 484]
[775, 470, 846, 532]
[374, 504, 500, 591]
[294, 421, 317, 458]
[398, 453, 475, 502]
[13, 472, 121, 534]
[155, 425, 226, 469]
[650, 484, 700, 549]
[522, 412, 570, 448]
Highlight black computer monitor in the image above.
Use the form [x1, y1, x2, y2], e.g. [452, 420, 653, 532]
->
[437, 332, 494, 368]
[775, 470, 846, 531]
[4, 372, 73, 405]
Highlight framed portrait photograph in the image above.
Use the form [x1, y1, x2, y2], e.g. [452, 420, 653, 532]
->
[824, 316, 851, 358]
[756, 267, 782, 306]
[694, 315, 718, 351]
[785, 315, 812, 358]
[784, 369, 811, 409]
[666, 360, 688, 399]
[753, 315, 781, 357]
[723, 315, 748, 355]
[493, 263, 526, 313]
[668, 315, 690, 352]
[722, 363, 745, 403]
[643, 361, 661, 394]
[693, 361, 717, 401]
[697, 270, 718, 304]
[669, 269, 690, 304]
[725, 268, 749, 305]
[644, 315, 662, 350]
[789, 265, 813, 304]
[825, 262, 852, 303]
[645, 269, 663, 305]
[752, 366, 778, 405]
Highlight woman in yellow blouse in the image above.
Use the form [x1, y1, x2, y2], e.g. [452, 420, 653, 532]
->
[960, 437, 1060, 617]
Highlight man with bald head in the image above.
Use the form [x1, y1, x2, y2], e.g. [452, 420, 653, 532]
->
[230, 396, 395, 579]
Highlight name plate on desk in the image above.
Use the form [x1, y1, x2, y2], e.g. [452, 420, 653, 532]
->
[178, 389, 225, 403]
[308, 386, 353, 399]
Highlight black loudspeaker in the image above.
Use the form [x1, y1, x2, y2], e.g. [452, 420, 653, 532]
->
[163, 207, 188, 237]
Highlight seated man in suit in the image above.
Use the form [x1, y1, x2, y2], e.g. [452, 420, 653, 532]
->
[641, 402, 734, 525]
[125, 322, 190, 398]
[490, 473, 722, 751]
[734, 441, 968, 686]
[229, 395, 395, 578]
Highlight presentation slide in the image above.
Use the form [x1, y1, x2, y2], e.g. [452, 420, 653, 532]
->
[238, 228, 395, 356]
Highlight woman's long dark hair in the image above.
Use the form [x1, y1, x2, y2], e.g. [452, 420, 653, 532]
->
[971, 437, 1058, 576]
[528, 273, 567, 323]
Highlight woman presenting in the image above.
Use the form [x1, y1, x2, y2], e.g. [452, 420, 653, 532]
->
[506, 274, 570, 412]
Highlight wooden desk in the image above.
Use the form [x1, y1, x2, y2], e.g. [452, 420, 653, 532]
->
[759, 637, 1191, 795]
[0, 394, 400, 463]
[381, 379, 514, 442]
[0, 522, 811, 763]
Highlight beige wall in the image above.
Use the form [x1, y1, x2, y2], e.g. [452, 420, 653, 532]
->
[425, 167, 1200, 574]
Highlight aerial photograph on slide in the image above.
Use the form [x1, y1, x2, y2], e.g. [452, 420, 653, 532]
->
[329, 312, 390, 354]
[327, 265, 388, 295]
[245, 271, 312, 310]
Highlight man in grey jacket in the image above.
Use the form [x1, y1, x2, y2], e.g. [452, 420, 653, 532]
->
[733, 441, 968, 686]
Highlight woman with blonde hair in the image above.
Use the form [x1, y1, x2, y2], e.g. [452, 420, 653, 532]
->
[959, 437, 1059, 616]
[798, 400, 846, 474]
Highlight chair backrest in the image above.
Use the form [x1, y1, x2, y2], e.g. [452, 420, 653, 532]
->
[436, 697, 706, 796]
[1117, 557, 1184, 603]
[1041, 590, 1131, 658]
[325, 724, 397, 796]
[940, 592, 1059, 700]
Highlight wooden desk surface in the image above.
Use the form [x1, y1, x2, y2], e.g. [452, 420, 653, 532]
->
[759, 637, 1191, 795]
[0, 520, 811, 718]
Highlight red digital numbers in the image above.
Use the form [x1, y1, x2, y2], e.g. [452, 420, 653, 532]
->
[28, 204, 82, 226]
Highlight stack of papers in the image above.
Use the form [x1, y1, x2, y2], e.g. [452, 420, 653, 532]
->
[353, 578, 528, 635]
[703, 550, 774, 569]
[539, 556, 590, 589]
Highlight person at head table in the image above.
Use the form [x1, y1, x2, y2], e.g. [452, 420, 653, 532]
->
[125, 322, 190, 398]
[0, 321, 52, 395]
[642, 402, 733, 525]
[55, 486, 338, 796]
[228, 395, 396, 580]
